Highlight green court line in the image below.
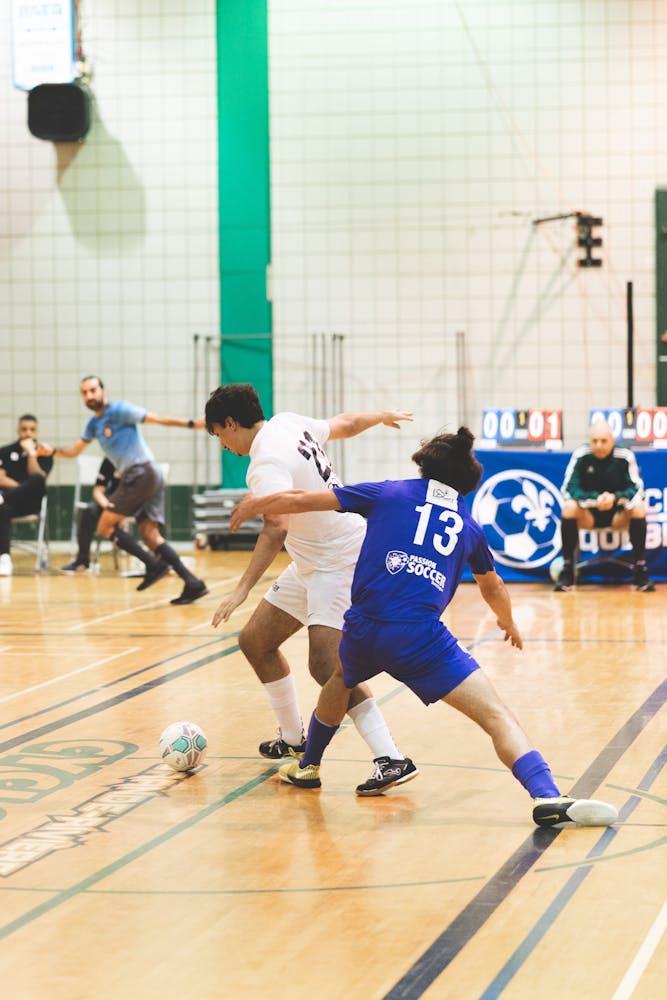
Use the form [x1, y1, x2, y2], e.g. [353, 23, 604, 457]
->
[0, 641, 240, 754]
[0, 768, 276, 941]
[0, 875, 487, 898]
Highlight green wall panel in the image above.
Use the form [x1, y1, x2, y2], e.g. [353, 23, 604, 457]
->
[217, 0, 272, 488]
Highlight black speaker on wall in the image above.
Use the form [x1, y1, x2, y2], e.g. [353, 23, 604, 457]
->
[28, 82, 91, 142]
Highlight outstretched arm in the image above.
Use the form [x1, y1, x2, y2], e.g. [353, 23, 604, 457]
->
[473, 570, 523, 650]
[143, 413, 205, 429]
[327, 409, 413, 440]
[230, 489, 341, 532]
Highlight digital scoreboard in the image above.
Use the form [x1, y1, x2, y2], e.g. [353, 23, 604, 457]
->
[480, 408, 563, 449]
[589, 407, 667, 447]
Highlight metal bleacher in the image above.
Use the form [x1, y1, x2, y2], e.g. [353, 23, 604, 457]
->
[192, 489, 263, 550]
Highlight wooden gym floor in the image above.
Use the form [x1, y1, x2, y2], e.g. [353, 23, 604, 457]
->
[0, 550, 665, 999]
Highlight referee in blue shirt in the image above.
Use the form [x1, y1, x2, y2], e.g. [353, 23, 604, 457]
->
[39, 376, 207, 605]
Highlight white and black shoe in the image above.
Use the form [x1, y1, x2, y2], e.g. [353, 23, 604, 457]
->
[532, 795, 618, 829]
[355, 756, 419, 796]
[258, 730, 306, 760]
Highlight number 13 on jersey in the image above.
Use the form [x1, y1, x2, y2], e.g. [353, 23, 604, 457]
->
[414, 504, 463, 555]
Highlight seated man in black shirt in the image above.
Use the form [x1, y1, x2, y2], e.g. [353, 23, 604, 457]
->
[0, 414, 53, 576]
[61, 458, 121, 573]
[554, 420, 654, 592]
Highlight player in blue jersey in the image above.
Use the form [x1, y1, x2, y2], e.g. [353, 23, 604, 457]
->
[38, 376, 208, 604]
[230, 426, 619, 828]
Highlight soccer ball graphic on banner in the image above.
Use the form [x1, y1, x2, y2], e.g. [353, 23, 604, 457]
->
[472, 469, 562, 570]
[159, 721, 208, 772]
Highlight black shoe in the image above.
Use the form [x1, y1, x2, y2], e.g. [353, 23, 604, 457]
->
[553, 562, 574, 592]
[355, 756, 419, 796]
[259, 731, 307, 759]
[136, 560, 170, 591]
[532, 796, 618, 828]
[60, 559, 89, 575]
[633, 563, 655, 592]
[170, 580, 209, 605]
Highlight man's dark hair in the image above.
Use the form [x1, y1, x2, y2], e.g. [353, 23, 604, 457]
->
[411, 426, 483, 495]
[80, 375, 105, 388]
[18, 414, 38, 424]
[205, 384, 265, 434]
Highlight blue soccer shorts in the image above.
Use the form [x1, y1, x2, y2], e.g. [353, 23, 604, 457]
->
[339, 613, 480, 705]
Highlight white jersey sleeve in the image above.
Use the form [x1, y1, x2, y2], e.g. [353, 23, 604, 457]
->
[247, 413, 365, 572]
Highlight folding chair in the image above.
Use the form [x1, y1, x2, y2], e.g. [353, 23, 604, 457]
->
[574, 527, 634, 583]
[71, 454, 119, 571]
[11, 493, 49, 572]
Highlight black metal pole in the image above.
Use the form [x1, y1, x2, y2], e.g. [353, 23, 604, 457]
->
[627, 280, 634, 408]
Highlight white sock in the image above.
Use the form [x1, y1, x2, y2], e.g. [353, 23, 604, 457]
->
[348, 698, 403, 760]
[263, 675, 303, 745]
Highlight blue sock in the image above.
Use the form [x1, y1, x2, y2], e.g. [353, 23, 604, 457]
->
[300, 711, 338, 767]
[512, 750, 560, 799]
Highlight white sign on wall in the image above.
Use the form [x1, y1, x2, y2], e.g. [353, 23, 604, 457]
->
[10, 0, 76, 91]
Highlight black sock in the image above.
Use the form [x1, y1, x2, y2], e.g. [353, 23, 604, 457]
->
[156, 542, 198, 585]
[111, 527, 160, 570]
[629, 518, 647, 563]
[560, 518, 579, 563]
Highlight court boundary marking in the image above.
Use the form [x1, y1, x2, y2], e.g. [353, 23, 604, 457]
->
[0, 633, 240, 739]
[0, 639, 241, 755]
[382, 676, 667, 999]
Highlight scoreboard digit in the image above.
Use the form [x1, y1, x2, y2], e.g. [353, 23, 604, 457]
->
[590, 407, 667, 447]
[480, 408, 562, 448]
[590, 407, 634, 440]
[635, 406, 667, 447]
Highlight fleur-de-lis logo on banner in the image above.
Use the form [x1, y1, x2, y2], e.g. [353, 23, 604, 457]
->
[511, 479, 555, 533]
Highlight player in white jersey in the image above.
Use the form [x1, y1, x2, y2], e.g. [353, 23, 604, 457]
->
[204, 382, 416, 794]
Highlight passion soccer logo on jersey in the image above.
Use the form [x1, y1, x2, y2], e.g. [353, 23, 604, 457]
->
[385, 551, 446, 591]
[471, 469, 562, 569]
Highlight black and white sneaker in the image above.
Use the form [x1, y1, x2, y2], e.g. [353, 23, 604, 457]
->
[355, 756, 419, 797]
[553, 562, 574, 592]
[633, 563, 655, 592]
[259, 730, 306, 760]
[532, 796, 618, 829]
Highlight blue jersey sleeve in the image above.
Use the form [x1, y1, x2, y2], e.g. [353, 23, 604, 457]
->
[332, 481, 385, 516]
[81, 416, 96, 442]
[114, 401, 146, 425]
[467, 523, 496, 575]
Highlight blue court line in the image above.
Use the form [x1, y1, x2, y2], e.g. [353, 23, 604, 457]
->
[383, 674, 667, 1000]
[479, 744, 667, 997]
[0, 640, 240, 755]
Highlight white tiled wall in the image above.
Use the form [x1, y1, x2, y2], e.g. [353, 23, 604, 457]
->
[268, 0, 667, 480]
[0, 1, 219, 489]
[3, 1, 666, 492]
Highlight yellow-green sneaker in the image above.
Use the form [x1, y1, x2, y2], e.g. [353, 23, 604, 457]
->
[278, 758, 321, 789]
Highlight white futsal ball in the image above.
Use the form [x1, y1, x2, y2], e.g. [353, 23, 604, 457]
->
[160, 721, 208, 772]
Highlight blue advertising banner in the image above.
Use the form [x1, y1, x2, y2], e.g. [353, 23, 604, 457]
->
[463, 449, 667, 582]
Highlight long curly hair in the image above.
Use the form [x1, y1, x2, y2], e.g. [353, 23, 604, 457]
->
[411, 426, 482, 495]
